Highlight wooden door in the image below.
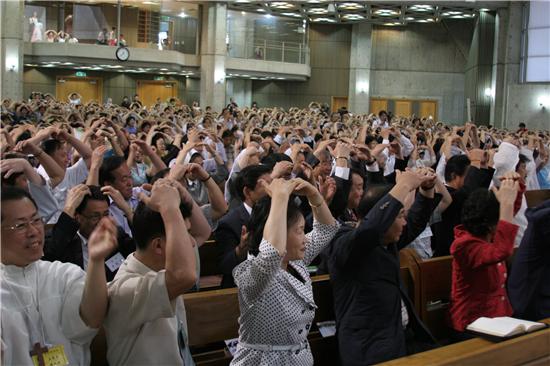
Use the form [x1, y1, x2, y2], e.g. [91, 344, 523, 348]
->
[331, 96, 348, 113]
[394, 100, 412, 117]
[419, 100, 438, 119]
[370, 98, 388, 115]
[136, 80, 178, 107]
[56, 76, 102, 104]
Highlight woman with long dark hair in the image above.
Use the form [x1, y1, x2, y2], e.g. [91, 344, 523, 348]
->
[230, 178, 338, 365]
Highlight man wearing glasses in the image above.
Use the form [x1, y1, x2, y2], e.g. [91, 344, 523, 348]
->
[1, 186, 116, 365]
[44, 184, 136, 281]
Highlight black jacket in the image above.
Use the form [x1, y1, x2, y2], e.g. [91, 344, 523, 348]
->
[431, 166, 494, 257]
[326, 192, 440, 365]
[508, 199, 550, 321]
[215, 203, 250, 288]
[44, 212, 136, 281]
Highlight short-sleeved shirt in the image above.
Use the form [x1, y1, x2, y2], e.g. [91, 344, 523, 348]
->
[104, 253, 192, 366]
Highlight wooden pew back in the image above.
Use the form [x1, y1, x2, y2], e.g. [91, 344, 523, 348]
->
[525, 189, 550, 208]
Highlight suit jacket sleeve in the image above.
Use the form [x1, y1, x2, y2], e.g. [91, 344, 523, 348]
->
[397, 192, 442, 250]
[215, 220, 241, 277]
[44, 211, 80, 262]
[508, 202, 550, 316]
[329, 175, 351, 221]
[327, 194, 403, 268]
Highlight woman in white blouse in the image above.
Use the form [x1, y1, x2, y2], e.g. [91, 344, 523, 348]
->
[231, 178, 339, 366]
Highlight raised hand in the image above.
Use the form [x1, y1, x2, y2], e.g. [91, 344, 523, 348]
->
[64, 184, 91, 218]
[88, 217, 118, 262]
[271, 160, 294, 179]
[91, 144, 108, 170]
[260, 178, 299, 199]
[293, 177, 319, 199]
[101, 186, 128, 211]
[0, 158, 32, 179]
[318, 175, 337, 204]
[14, 140, 41, 155]
[139, 178, 181, 212]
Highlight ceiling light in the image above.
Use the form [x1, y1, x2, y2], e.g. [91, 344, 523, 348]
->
[448, 11, 463, 15]
[257, 8, 266, 12]
[281, 12, 301, 17]
[450, 15, 465, 19]
[343, 14, 365, 20]
[383, 22, 402, 26]
[410, 5, 433, 12]
[179, 11, 186, 18]
[338, 2, 363, 10]
[235, 0, 250, 3]
[270, 2, 294, 9]
[479, 8, 490, 12]
[308, 7, 328, 14]
[142, 1, 157, 5]
[241, 11, 246, 15]
[265, 13, 272, 18]
[311, 17, 336, 23]
[374, 9, 399, 16]
[406, 16, 415, 21]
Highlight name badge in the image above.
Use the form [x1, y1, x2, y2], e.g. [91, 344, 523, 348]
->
[105, 252, 125, 272]
[31, 344, 69, 366]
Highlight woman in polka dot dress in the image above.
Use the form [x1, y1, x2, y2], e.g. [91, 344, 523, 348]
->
[230, 178, 339, 366]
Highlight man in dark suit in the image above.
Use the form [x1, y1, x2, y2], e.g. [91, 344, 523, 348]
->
[216, 164, 272, 288]
[44, 184, 135, 281]
[326, 169, 441, 365]
[508, 199, 550, 321]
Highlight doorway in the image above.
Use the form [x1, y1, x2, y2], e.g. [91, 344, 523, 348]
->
[136, 80, 178, 107]
[331, 96, 348, 113]
[56, 76, 103, 104]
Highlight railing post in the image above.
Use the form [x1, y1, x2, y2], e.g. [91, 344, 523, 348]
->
[263, 39, 266, 60]
[282, 42, 285, 62]
[299, 43, 302, 64]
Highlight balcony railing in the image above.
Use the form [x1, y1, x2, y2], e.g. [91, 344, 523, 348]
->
[228, 39, 309, 64]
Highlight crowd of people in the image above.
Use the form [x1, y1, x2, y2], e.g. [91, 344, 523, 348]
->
[1, 92, 549, 365]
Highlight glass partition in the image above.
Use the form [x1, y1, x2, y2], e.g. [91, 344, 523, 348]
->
[227, 10, 309, 64]
[24, 1, 198, 54]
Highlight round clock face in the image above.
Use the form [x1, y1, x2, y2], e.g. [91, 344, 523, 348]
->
[116, 47, 129, 61]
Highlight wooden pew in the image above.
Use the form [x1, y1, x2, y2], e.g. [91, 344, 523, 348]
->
[185, 269, 416, 366]
[185, 275, 340, 365]
[525, 189, 550, 208]
[379, 318, 550, 366]
[400, 248, 453, 341]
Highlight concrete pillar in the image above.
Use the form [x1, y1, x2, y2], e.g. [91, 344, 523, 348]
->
[491, 3, 522, 128]
[0, 0, 24, 101]
[464, 11, 496, 125]
[200, 3, 227, 112]
[348, 23, 372, 115]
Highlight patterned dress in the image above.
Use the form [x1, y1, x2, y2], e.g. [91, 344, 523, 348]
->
[230, 220, 339, 366]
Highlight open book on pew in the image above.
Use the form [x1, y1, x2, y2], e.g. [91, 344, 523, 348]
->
[466, 317, 547, 339]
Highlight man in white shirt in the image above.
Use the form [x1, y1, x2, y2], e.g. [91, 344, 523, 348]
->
[104, 178, 198, 365]
[1, 187, 116, 365]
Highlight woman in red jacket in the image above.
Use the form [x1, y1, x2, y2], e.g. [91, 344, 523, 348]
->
[449, 172, 520, 336]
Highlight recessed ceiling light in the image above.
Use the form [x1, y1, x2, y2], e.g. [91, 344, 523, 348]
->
[281, 12, 301, 17]
[265, 13, 272, 18]
[338, 2, 363, 10]
[409, 5, 433, 12]
[241, 11, 246, 15]
[374, 9, 399, 16]
[405, 16, 415, 21]
[479, 8, 490, 12]
[308, 7, 328, 14]
[142, 1, 157, 5]
[270, 2, 294, 9]
[257, 8, 266, 12]
[179, 11, 186, 18]
[343, 14, 365, 20]
[311, 17, 336, 23]
[448, 11, 463, 15]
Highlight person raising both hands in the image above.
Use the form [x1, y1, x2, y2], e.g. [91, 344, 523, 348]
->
[231, 178, 339, 366]
[448, 171, 521, 339]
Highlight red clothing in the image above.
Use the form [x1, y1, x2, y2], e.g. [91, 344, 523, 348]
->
[449, 220, 519, 331]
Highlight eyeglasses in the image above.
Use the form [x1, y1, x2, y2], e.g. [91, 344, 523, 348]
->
[2, 217, 44, 232]
[80, 212, 110, 222]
